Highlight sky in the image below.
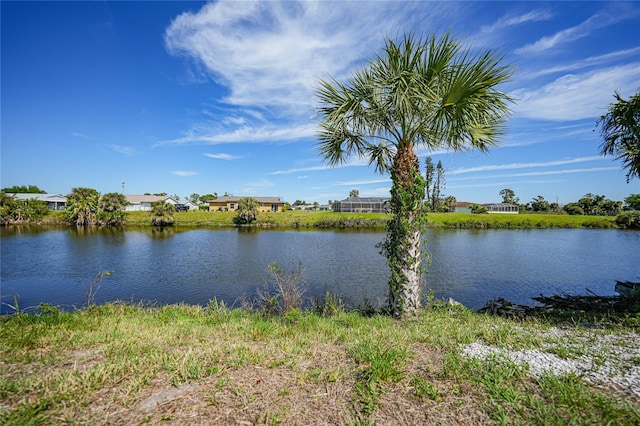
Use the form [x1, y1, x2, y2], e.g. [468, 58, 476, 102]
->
[2, 1, 639, 206]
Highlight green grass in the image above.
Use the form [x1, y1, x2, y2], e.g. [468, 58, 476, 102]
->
[111, 210, 619, 229]
[1, 302, 638, 424]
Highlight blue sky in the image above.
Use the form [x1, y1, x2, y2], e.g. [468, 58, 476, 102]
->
[2, 1, 639, 205]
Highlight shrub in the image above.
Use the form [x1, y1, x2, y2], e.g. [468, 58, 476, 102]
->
[616, 211, 640, 229]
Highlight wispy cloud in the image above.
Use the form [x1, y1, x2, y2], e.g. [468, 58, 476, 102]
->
[481, 9, 553, 33]
[240, 178, 274, 194]
[204, 153, 241, 160]
[71, 132, 95, 140]
[515, 9, 629, 55]
[335, 178, 390, 186]
[519, 47, 640, 80]
[450, 156, 605, 175]
[171, 171, 198, 176]
[512, 63, 640, 121]
[107, 144, 135, 156]
[158, 123, 316, 146]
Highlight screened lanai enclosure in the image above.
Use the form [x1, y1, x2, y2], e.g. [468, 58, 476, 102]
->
[332, 197, 390, 213]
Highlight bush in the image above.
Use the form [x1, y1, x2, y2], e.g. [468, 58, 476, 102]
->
[615, 211, 640, 229]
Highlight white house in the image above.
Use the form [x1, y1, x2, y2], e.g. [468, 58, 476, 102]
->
[124, 195, 178, 211]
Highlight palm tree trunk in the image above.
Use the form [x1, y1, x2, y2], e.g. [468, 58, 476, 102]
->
[383, 144, 426, 317]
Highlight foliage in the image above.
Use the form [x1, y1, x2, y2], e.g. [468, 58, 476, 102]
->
[615, 211, 640, 229]
[98, 192, 129, 226]
[624, 193, 640, 211]
[150, 201, 175, 226]
[499, 188, 519, 205]
[564, 193, 622, 216]
[349, 189, 359, 198]
[65, 187, 100, 226]
[596, 91, 640, 182]
[1, 184, 46, 194]
[528, 195, 550, 212]
[233, 197, 259, 225]
[256, 263, 306, 315]
[470, 203, 488, 214]
[316, 33, 513, 317]
[0, 194, 49, 224]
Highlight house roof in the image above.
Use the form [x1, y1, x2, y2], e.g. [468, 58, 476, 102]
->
[336, 197, 390, 203]
[126, 195, 176, 204]
[6, 193, 67, 202]
[209, 196, 284, 203]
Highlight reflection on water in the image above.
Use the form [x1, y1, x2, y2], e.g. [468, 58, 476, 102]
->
[1, 226, 638, 313]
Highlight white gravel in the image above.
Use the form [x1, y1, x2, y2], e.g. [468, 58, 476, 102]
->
[462, 327, 640, 397]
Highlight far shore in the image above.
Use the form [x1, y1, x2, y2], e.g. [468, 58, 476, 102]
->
[32, 210, 620, 230]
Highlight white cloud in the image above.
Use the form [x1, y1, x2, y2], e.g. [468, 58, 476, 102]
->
[519, 47, 640, 80]
[512, 63, 640, 121]
[450, 156, 605, 175]
[204, 153, 241, 160]
[107, 144, 135, 156]
[158, 122, 316, 145]
[515, 9, 629, 55]
[481, 9, 553, 33]
[171, 171, 198, 176]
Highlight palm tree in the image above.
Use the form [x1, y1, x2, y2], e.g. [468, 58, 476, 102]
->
[150, 201, 175, 226]
[234, 197, 259, 225]
[98, 192, 129, 226]
[65, 187, 100, 226]
[597, 92, 640, 183]
[316, 33, 513, 317]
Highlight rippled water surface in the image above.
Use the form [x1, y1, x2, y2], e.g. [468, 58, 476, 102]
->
[1, 226, 638, 313]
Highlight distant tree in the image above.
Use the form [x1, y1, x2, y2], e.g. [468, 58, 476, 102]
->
[171, 194, 180, 202]
[0, 194, 48, 224]
[529, 195, 550, 212]
[153, 192, 168, 197]
[444, 195, 457, 212]
[624, 194, 640, 211]
[425, 157, 435, 208]
[1, 185, 46, 194]
[150, 201, 175, 226]
[199, 193, 217, 203]
[98, 192, 128, 226]
[188, 193, 200, 204]
[293, 200, 306, 206]
[563, 203, 584, 215]
[577, 193, 605, 216]
[234, 197, 259, 225]
[431, 161, 445, 212]
[313, 202, 320, 210]
[499, 188, 519, 205]
[596, 92, 640, 183]
[65, 187, 100, 226]
[349, 189, 359, 198]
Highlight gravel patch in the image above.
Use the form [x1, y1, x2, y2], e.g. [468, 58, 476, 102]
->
[462, 327, 640, 397]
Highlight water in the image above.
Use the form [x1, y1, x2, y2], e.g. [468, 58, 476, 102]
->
[1, 226, 639, 314]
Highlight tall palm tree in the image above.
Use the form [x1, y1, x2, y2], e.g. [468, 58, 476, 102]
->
[597, 92, 640, 183]
[234, 197, 260, 225]
[316, 33, 513, 317]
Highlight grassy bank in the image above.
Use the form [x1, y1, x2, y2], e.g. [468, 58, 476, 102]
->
[116, 210, 618, 229]
[1, 302, 639, 425]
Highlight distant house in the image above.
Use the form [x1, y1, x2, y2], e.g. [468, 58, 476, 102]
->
[208, 196, 286, 212]
[332, 197, 390, 213]
[486, 203, 519, 214]
[182, 201, 199, 211]
[125, 195, 178, 212]
[453, 202, 473, 213]
[7, 193, 67, 210]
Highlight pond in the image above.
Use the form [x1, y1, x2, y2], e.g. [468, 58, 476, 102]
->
[1, 226, 638, 314]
